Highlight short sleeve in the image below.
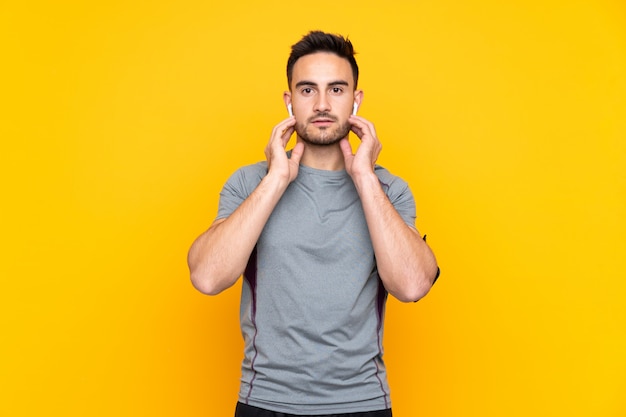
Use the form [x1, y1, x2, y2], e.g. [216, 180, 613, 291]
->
[216, 162, 267, 220]
[375, 166, 416, 227]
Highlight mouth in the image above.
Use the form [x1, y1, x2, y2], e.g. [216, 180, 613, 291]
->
[310, 117, 336, 127]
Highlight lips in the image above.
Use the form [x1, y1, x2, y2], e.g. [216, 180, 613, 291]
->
[310, 117, 336, 126]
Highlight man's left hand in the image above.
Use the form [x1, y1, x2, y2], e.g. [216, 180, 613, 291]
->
[339, 115, 382, 179]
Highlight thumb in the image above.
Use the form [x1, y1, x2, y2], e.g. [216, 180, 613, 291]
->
[339, 138, 353, 158]
[290, 141, 305, 165]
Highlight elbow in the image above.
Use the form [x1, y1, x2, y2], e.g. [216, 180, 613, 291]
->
[188, 263, 235, 296]
[187, 246, 226, 295]
[394, 281, 432, 303]
[391, 266, 439, 303]
[190, 270, 222, 296]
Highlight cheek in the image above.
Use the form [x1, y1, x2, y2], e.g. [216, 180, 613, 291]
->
[292, 104, 308, 119]
[338, 100, 354, 115]
[294, 120, 309, 133]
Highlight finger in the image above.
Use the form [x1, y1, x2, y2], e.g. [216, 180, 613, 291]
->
[272, 116, 296, 138]
[270, 117, 296, 148]
[339, 138, 353, 158]
[348, 117, 369, 140]
[280, 126, 295, 146]
[290, 141, 305, 165]
[351, 114, 376, 130]
[349, 115, 377, 139]
[350, 124, 364, 140]
[280, 125, 293, 137]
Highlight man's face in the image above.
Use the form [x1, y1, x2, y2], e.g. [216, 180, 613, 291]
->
[288, 52, 358, 146]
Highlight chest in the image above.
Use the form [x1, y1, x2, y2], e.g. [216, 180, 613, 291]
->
[260, 178, 372, 261]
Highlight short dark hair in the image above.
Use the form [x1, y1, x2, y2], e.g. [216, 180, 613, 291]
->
[286, 31, 359, 90]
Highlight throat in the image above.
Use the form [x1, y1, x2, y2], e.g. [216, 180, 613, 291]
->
[298, 141, 346, 171]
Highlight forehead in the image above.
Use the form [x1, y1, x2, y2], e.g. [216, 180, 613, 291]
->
[291, 52, 354, 88]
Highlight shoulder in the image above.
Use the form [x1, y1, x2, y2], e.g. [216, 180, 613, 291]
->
[373, 165, 416, 223]
[219, 161, 268, 200]
[234, 161, 268, 177]
[226, 161, 267, 185]
[373, 164, 409, 193]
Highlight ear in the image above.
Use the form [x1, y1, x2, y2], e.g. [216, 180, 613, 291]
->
[283, 91, 292, 108]
[353, 89, 364, 108]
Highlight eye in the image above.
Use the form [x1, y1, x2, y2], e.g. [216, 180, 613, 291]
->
[331, 87, 343, 94]
[301, 87, 314, 95]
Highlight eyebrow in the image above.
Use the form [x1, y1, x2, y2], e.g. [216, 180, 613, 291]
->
[294, 80, 350, 88]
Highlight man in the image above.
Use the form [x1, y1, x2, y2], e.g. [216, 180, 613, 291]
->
[188, 31, 439, 417]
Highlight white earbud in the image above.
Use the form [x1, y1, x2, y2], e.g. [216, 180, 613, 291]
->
[287, 103, 293, 117]
[352, 102, 359, 115]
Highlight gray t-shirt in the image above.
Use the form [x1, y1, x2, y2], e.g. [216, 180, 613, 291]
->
[217, 161, 416, 414]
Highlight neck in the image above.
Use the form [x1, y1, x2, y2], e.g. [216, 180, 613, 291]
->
[297, 139, 346, 171]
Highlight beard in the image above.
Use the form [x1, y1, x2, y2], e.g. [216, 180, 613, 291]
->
[295, 113, 351, 146]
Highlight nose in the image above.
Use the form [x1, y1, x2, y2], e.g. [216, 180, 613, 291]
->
[313, 92, 331, 113]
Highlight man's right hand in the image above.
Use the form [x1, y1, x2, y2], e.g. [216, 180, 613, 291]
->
[187, 116, 305, 295]
[265, 116, 304, 185]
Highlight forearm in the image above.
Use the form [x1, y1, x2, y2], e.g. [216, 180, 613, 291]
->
[354, 173, 438, 302]
[187, 174, 288, 295]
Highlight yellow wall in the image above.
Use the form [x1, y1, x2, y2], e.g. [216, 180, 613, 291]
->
[2, 1, 625, 416]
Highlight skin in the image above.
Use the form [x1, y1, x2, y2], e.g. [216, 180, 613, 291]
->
[188, 52, 438, 302]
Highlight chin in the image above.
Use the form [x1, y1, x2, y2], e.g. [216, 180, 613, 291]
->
[300, 136, 343, 147]
[297, 124, 350, 146]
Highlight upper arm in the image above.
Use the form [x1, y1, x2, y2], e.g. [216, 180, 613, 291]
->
[217, 164, 266, 220]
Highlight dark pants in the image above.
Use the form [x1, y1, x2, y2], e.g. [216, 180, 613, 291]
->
[235, 402, 393, 417]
